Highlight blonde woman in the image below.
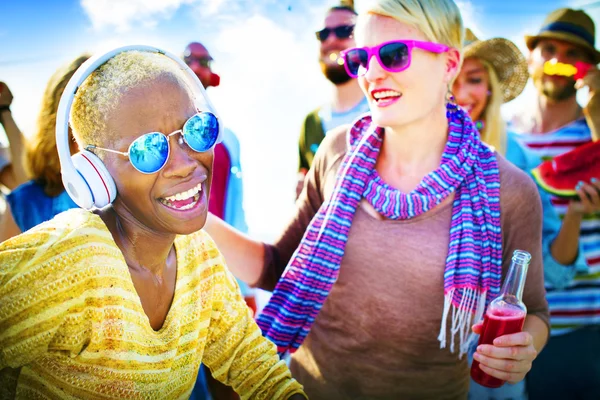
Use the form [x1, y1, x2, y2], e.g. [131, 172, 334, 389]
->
[3, 55, 89, 241]
[204, 0, 549, 398]
[0, 48, 305, 399]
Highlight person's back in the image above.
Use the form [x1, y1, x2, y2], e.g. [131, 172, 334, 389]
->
[7, 181, 77, 232]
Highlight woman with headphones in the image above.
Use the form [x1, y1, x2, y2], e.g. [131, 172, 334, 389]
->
[0, 46, 305, 400]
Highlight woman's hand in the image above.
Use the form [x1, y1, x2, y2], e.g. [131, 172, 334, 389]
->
[471, 322, 538, 384]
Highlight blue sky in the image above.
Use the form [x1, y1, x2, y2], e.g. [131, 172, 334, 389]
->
[1, 0, 599, 240]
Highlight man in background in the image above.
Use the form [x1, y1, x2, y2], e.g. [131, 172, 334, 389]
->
[296, 5, 369, 197]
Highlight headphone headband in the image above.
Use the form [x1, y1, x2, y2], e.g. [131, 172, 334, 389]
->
[55, 44, 222, 210]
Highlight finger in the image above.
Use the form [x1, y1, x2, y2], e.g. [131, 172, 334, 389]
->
[491, 331, 533, 347]
[582, 181, 600, 208]
[476, 344, 537, 362]
[576, 182, 592, 211]
[473, 351, 532, 373]
[478, 363, 526, 384]
[471, 322, 484, 334]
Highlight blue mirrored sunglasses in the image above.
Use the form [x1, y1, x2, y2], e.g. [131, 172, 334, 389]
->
[86, 111, 219, 174]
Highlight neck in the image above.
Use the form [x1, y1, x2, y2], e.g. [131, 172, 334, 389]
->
[376, 102, 449, 192]
[532, 94, 582, 134]
[100, 207, 176, 276]
[331, 79, 365, 113]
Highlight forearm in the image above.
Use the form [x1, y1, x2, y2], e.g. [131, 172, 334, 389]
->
[204, 212, 265, 286]
[549, 208, 583, 265]
[523, 314, 548, 354]
[583, 91, 599, 141]
[0, 109, 27, 186]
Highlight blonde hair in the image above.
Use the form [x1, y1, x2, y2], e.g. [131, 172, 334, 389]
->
[26, 54, 90, 197]
[363, 0, 464, 52]
[71, 51, 192, 148]
[478, 60, 506, 155]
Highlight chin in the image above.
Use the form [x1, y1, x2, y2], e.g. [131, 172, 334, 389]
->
[370, 107, 413, 129]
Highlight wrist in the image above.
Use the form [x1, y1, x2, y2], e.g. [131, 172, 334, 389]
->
[0, 106, 10, 124]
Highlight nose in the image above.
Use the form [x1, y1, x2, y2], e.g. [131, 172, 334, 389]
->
[363, 54, 386, 82]
[162, 136, 196, 179]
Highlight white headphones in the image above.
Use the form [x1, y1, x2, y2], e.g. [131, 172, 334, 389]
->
[55, 44, 223, 210]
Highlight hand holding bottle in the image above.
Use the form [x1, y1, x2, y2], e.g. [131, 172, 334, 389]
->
[471, 320, 537, 385]
[470, 250, 538, 387]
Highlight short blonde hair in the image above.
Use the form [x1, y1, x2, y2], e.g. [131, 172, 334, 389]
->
[362, 0, 464, 53]
[478, 59, 506, 155]
[26, 54, 90, 197]
[71, 51, 192, 148]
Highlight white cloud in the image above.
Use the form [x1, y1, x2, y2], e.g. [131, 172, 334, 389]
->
[456, 1, 485, 37]
[206, 14, 329, 238]
[80, 0, 211, 31]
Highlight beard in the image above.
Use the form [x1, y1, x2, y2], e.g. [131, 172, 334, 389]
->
[540, 80, 577, 101]
[320, 61, 352, 85]
[532, 67, 577, 101]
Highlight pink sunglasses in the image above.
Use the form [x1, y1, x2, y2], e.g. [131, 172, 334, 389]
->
[341, 40, 450, 78]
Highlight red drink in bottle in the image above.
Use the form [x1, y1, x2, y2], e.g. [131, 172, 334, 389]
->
[470, 250, 530, 388]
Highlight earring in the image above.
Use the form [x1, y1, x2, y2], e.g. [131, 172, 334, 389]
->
[487, 90, 492, 96]
[446, 86, 459, 117]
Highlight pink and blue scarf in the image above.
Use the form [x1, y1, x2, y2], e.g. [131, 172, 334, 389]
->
[256, 104, 502, 357]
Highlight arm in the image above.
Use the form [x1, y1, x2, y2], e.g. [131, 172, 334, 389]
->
[505, 132, 587, 289]
[202, 258, 306, 399]
[580, 66, 599, 141]
[0, 197, 21, 243]
[205, 129, 336, 290]
[0, 83, 28, 189]
[203, 212, 265, 286]
[473, 163, 549, 383]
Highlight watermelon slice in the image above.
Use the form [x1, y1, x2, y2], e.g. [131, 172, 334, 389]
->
[531, 140, 600, 198]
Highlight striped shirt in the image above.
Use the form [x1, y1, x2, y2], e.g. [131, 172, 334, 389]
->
[0, 209, 305, 399]
[516, 119, 600, 335]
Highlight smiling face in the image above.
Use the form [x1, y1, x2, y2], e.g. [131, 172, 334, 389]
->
[355, 14, 459, 130]
[101, 74, 213, 235]
[453, 57, 490, 122]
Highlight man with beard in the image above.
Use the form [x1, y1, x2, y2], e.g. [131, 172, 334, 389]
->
[296, 5, 369, 197]
[511, 8, 600, 399]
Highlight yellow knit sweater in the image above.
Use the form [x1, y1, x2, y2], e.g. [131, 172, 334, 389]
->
[0, 209, 304, 400]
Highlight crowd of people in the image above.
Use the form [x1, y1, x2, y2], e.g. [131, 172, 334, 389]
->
[0, 0, 598, 399]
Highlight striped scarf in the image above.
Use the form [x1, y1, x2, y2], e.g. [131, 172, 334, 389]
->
[256, 104, 502, 358]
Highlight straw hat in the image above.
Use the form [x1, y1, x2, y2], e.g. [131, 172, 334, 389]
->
[463, 29, 529, 104]
[525, 8, 600, 64]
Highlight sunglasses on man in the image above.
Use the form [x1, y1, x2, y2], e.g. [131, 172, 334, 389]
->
[315, 24, 354, 42]
[184, 55, 213, 69]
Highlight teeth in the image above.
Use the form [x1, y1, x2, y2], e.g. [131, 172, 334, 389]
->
[165, 183, 202, 202]
[160, 193, 200, 210]
[373, 90, 401, 100]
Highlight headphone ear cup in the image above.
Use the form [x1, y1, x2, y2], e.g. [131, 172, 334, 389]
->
[70, 150, 117, 209]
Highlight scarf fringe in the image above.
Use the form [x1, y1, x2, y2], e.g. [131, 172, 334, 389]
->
[438, 289, 487, 358]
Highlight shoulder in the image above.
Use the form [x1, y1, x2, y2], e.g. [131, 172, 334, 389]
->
[312, 123, 348, 174]
[496, 154, 542, 223]
[0, 209, 117, 307]
[0, 209, 111, 278]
